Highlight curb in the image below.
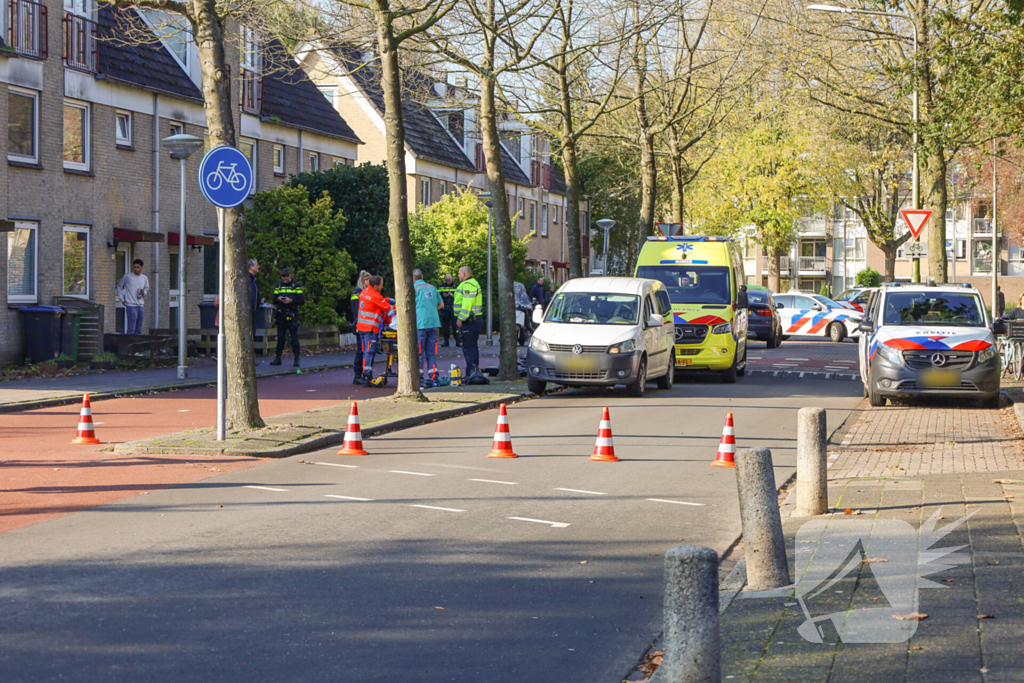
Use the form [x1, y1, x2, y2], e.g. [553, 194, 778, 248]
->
[1005, 390, 1024, 433]
[114, 390, 537, 458]
[0, 361, 354, 414]
[747, 369, 858, 381]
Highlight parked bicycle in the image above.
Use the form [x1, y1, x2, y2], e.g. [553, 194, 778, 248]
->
[996, 321, 1024, 381]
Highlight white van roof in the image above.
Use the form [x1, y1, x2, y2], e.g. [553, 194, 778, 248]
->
[559, 277, 655, 295]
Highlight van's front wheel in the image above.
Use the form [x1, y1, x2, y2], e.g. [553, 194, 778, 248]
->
[720, 352, 738, 384]
[657, 351, 675, 390]
[628, 358, 648, 397]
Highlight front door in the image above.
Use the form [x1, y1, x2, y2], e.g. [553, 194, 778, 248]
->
[114, 243, 131, 333]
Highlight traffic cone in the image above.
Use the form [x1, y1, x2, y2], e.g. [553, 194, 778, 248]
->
[487, 403, 518, 458]
[711, 413, 736, 468]
[71, 393, 101, 445]
[337, 402, 369, 455]
[590, 407, 619, 462]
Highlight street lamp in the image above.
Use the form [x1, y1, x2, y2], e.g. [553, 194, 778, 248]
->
[596, 219, 615, 275]
[807, 4, 921, 283]
[478, 191, 493, 346]
[162, 133, 205, 379]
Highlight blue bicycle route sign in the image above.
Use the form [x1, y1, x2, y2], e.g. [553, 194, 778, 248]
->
[198, 145, 254, 209]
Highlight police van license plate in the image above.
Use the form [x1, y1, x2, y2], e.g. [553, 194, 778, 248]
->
[675, 358, 692, 367]
[919, 369, 960, 388]
[556, 355, 598, 373]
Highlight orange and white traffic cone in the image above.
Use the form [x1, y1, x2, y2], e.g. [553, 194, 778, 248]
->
[590, 407, 619, 462]
[71, 393, 101, 445]
[337, 402, 369, 455]
[487, 403, 518, 458]
[711, 413, 736, 468]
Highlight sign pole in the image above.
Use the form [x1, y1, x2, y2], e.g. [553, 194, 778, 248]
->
[217, 207, 226, 441]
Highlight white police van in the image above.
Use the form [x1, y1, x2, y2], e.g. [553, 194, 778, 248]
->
[857, 282, 1003, 407]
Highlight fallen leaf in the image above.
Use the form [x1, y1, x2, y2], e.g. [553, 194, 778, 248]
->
[652, 651, 663, 657]
[639, 596, 644, 599]
[978, 614, 995, 619]
[981, 669, 989, 674]
[886, 466, 904, 471]
[651, 655, 663, 666]
[988, 560, 1000, 565]
[578, 560, 588, 564]
[911, 646, 922, 650]
[434, 606, 446, 610]
[941, 579, 954, 583]
[844, 508, 853, 515]
[862, 558, 889, 563]
[218, 505, 223, 508]
[851, 510, 863, 515]
[893, 613, 929, 621]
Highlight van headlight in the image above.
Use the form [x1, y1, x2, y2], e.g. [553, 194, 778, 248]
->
[876, 343, 902, 366]
[530, 336, 549, 352]
[711, 322, 732, 335]
[608, 338, 637, 355]
[978, 346, 997, 363]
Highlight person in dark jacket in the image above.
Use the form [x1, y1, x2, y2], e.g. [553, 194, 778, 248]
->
[248, 259, 261, 337]
[270, 268, 305, 367]
[529, 277, 545, 305]
[438, 273, 458, 347]
[350, 271, 370, 384]
[1005, 293, 1024, 320]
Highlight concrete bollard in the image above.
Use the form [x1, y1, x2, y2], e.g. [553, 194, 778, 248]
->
[735, 448, 790, 590]
[796, 407, 828, 516]
[657, 545, 721, 683]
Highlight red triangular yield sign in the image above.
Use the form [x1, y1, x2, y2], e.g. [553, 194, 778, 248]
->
[900, 209, 933, 239]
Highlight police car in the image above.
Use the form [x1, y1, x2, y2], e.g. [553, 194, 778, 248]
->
[858, 282, 1002, 408]
[773, 292, 863, 343]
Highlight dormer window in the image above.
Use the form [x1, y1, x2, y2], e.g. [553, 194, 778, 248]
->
[63, 0, 96, 73]
[138, 9, 192, 69]
[240, 27, 262, 115]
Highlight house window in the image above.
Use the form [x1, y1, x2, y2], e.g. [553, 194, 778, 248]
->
[203, 239, 219, 299]
[529, 203, 536, 233]
[308, 152, 319, 172]
[957, 239, 967, 260]
[8, 88, 38, 163]
[239, 138, 256, 192]
[169, 121, 183, 136]
[552, 205, 559, 224]
[448, 111, 464, 147]
[518, 197, 524, 220]
[273, 145, 284, 174]
[541, 205, 548, 237]
[115, 111, 131, 146]
[421, 178, 431, 206]
[7, 221, 37, 303]
[855, 238, 866, 260]
[63, 101, 90, 171]
[318, 86, 336, 107]
[63, 225, 90, 296]
[138, 9, 190, 68]
[439, 181, 447, 196]
[241, 26, 261, 72]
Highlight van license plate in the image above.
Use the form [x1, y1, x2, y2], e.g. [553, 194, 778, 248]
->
[676, 358, 692, 367]
[919, 369, 960, 388]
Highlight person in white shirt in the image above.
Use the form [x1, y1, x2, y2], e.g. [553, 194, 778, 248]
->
[116, 259, 150, 334]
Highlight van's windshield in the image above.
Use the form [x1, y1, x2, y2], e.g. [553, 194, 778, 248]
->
[636, 266, 731, 304]
[545, 293, 640, 325]
[883, 292, 986, 327]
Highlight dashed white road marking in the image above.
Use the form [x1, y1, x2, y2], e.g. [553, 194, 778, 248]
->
[411, 504, 465, 513]
[390, 470, 436, 477]
[554, 487, 607, 496]
[314, 462, 360, 469]
[470, 478, 518, 485]
[245, 485, 288, 492]
[306, 390, 317, 393]
[785, 358, 810, 361]
[325, 494, 373, 501]
[508, 516, 571, 529]
[647, 498, 705, 506]
[772, 363, 798, 367]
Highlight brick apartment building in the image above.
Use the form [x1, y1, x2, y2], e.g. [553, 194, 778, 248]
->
[0, 2, 362, 363]
[297, 45, 591, 284]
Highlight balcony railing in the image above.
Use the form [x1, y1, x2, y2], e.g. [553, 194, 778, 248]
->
[240, 67, 262, 115]
[974, 218, 993, 235]
[798, 256, 827, 273]
[63, 12, 96, 73]
[973, 258, 993, 274]
[10, 0, 46, 59]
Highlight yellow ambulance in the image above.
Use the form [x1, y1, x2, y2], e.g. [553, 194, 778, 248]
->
[634, 236, 749, 382]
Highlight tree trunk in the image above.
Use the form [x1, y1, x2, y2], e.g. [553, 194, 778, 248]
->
[883, 246, 896, 282]
[637, 128, 656, 249]
[559, 69, 583, 279]
[668, 129, 684, 224]
[767, 246, 781, 293]
[376, 13, 424, 400]
[193, 0, 263, 430]
[479, 74, 518, 381]
[922, 147, 948, 282]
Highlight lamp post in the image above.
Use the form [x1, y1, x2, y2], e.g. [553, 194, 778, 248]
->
[478, 191, 494, 346]
[807, 4, 921, 283]
[161, 133, 205, 379]
[596, 218, 615, 275]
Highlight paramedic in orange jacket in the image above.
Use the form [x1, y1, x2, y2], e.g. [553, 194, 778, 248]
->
[355, 275, 392, 386]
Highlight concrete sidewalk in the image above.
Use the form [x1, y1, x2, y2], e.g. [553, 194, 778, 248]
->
[716, 399, 1024, 683]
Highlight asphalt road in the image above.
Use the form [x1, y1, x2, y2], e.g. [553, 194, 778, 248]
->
[0, 375, 863, 683]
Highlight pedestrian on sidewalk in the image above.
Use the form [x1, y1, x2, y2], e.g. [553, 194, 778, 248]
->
[414, 269, 443, 387]
[355, 275, 392, 386]
[1005, 293, 1024, 320]
[454, 266, 483, 377]
[438, 273, 459, 347]
[270, 268, 305, 367]
[529, 276, 545, 306]
[116, 259, 149, 334]
[248, 259, 262, 334]
[544, 282, 556, 310]
[350, 270, 370, 384]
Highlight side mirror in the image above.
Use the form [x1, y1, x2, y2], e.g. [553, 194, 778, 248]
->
[812, 303, 823, 311]
[775, 302, 784, 309]
[858, 320, 873, 334]
[736, 285, 749, 309]
[532, 308, 544, 324]
[994, 320, 1007, 335]
[647, 313, 664, 328]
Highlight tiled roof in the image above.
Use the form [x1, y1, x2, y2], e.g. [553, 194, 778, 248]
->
[262, 41, 361, 143]
[334, 48, 477, 173]
[498, 144, 531, 186]
[97, 6, 203, 102]
[550, 162, 567, 195]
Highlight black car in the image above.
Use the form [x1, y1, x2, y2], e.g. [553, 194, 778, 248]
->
[746, 287, 782, 348]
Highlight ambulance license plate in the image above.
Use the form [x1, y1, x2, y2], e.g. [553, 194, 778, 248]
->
[919, 369, 960, 388]
[676, 358, 692, 367]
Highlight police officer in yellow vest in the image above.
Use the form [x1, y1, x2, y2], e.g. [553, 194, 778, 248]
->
[437, 273, 459, 347]
[271, 268, 305, 367]
[454, 265, 484, 377]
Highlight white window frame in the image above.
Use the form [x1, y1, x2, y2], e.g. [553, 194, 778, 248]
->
[63, 100, 91, 171]
[8, 87, 38, 164]
[957, 239, 968, 260]
[7, 221, 38, 304]
[115, 110, 132, 146]
[439, 180, 447, 197]
[308, 151, 319, 172]
[242, 26, 261, 73]
[169, 121, 183, 136]
[421, 178, 431, 206]
[529, 203, 536, 233]
[553, 205, 560, 224]
[62, 225, 91, 298]
[540, 204, 548, 237]
[518, 197, 524, 220]
[273, 145, 285, 174]
[318, 85, 337, 108]
[239, 138, 257, 193]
